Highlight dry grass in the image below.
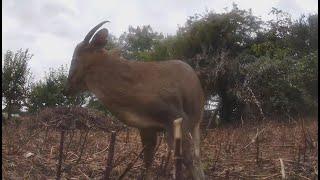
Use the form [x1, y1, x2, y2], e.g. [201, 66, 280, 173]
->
[2, 115, 318, 179]
[202, 118, 318, 179]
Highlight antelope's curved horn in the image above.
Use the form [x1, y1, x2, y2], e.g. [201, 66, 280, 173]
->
[83, 21, 110, 43]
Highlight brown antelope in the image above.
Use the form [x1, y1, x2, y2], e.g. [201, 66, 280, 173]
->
[64, 21, 205, 179]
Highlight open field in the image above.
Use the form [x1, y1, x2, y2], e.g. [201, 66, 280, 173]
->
[2, 116, 318, 179]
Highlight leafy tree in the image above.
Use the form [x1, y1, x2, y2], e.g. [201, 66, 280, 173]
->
[288, 14, 318, 56]
[28, 65, 87, 113]
[142, 5, 318, 122]
[119, 25, 164, 60]
[308, 14, 318, 50]
[2, 49, 32, 120]
[161, 3, 262, 59]
[244, 10, 318, 117]
[174, 4, 263, 122]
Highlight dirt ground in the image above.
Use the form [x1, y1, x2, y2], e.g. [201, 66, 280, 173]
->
[2, 117, 318, 179]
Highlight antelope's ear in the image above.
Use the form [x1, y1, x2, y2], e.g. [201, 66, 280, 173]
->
[90, 28, 109, 48]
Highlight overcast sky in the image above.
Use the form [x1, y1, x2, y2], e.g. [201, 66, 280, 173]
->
[2, 0, 318, 81]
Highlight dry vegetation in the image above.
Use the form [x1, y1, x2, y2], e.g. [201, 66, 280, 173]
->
[2, 108, 318, 179]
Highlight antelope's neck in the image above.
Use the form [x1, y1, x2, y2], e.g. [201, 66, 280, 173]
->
[84, 54, 137, 112]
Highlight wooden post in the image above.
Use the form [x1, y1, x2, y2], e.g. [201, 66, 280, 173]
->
[56, 130, 65, 180]
[256, 128, 260, 166]
[104, 131, 117, 180]
[173, 118, 183, 180]
[125, 128, 130, 144]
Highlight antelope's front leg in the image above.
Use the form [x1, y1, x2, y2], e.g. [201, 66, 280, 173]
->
[139, 128, 157, 179]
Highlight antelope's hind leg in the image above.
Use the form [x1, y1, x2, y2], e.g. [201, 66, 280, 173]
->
[181, 122, 205, 180]
[139, 128, 157, 179]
